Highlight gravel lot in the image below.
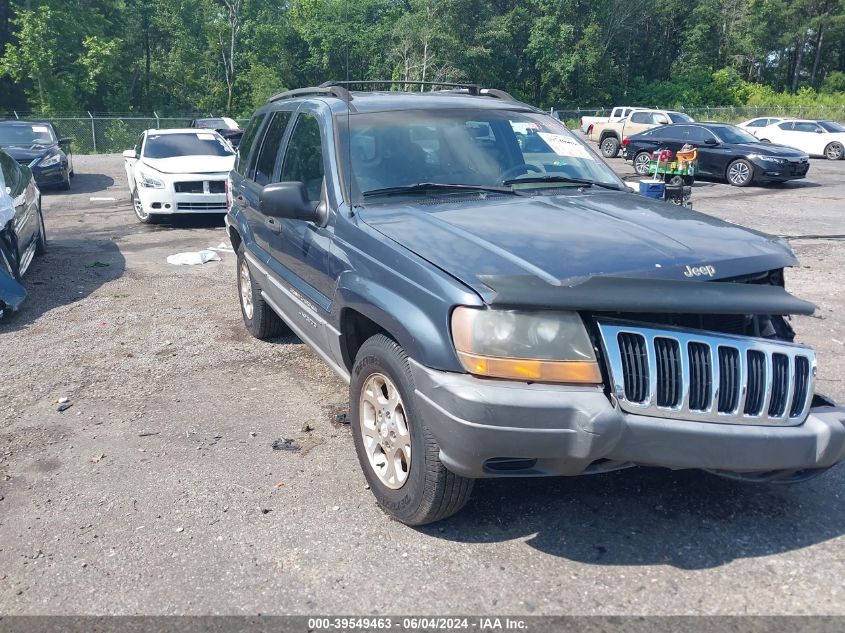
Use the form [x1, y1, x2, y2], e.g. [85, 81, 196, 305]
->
[1, 153, 843, 616]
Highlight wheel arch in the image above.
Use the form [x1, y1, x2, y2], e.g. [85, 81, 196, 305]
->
[335, 273, 465, 374]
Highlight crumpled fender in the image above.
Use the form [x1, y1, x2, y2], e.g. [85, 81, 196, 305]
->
[0, 268, 26, 313]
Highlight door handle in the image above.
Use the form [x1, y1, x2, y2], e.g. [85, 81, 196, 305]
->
[264, 217, 282, 233]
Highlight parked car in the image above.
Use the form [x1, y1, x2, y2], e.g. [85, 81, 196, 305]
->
[190, 116, 243, 147]
[578, 106, 638, 133]
[624, 122, 810, 186]
[122, 128, 236, 224]
[0, 120, 74, 190]
[0, 148, 45, 317]
[752, 119, 845, 160]
[227, 81, 845, 525]
[588, 109, 694, 157]
[737, 116, 784, 138]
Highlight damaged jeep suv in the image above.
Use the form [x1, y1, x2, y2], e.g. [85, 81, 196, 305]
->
[227, 81, 845, 525]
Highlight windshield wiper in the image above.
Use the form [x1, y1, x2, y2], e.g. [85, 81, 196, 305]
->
[501, 175, 623, 191]
[362, 182, 521, 197]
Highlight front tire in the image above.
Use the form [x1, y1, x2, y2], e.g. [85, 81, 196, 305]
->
[634, 152, 652, 176]
[350, 334, 473, 525]
[824, 142, 843, 160]
[601, 136, 620, 158]
[132, 189, 157, 224]
[727, 159, 754, 187]
[236, 243, 289, 339]
[60, 169, 71, 190]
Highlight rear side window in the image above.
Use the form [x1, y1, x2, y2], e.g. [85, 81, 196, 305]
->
[236, 113, 266, 177]
[630, 112, 651, 124]
[253, 111, 292, 186]
[746, 119, 767, 128]
[778, 122, 794, 131]
[280, 113, 325, 201]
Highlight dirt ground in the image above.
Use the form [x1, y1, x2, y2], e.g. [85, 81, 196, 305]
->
[0, 153, 843, 615]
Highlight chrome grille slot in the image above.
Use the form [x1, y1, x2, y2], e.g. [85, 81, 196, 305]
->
[768, 353, 790, 417]
[717, 346, 740, 413]
[654, 337, 681, 407]
[688, 342, 712, 411]
[744, 350, 766, 416]
[618, 332, 648, 403]
[597, 320, 815, 426]
[790, 356, 811, 417]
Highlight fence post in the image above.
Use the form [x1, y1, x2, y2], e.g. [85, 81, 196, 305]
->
[87, 111, 97, 153]
[154, 111, 160, 128]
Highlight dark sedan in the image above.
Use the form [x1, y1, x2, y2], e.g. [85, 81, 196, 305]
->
[0, 148, 45, 316]
[622, 122, 810, 186]
[0, 120, 74, 190]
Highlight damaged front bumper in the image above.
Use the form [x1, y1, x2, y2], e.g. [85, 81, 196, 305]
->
[410, 359, 845, 479]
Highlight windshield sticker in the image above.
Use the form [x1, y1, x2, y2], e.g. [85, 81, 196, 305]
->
[32, 125, 50, 133]
[537, 133, 594, 160]
[196, 133, 216, 140]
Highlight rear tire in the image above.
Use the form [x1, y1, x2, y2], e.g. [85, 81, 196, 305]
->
[601, 136, 620, 158]
[236, 243, 289, 340]
[824, 142, 843, 160]
[727, 159, 754, 187]
[350, 334, 473, 525]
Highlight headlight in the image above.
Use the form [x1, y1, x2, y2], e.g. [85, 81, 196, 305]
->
[451, 307, 602, 383]
[39, 153, 62, 167]
[749, 154, 785, 164]
[140, 172, 165, 189]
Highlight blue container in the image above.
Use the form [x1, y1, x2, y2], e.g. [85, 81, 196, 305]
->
[638, 179, 665, 199]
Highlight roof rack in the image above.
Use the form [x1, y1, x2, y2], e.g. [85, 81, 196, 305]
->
[321, 80, 518, 102]
[265, 81, 519, 110]
[266, 85, 354, 109]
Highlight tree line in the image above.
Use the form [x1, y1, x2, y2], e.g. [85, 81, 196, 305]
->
[0, 0, 843, 117]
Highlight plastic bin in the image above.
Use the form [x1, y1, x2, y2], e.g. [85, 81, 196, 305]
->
[638, 179, 665, 199]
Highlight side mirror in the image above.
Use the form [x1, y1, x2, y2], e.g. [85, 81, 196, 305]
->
[123, 149, 137, 159]
[58, 136, 71, 145]
[704, 137, 718, 145]
[260, 182, 320, 222]
[656, 117, 669, 125]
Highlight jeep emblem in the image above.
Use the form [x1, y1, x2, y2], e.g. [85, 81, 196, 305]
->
[683, 264, 716, 278]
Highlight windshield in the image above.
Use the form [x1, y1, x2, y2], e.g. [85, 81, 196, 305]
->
[0, 123, 56, 146]
[143, 132, 234, 158]
[819, 121, 845, 133]
[712, 125, 759, 144]
[195, 118, 226, 129]
[347, 108, 621, 199]
[668, 112, 694, 123]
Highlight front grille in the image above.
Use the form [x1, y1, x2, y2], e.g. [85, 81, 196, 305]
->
[174, 180, 226, 194]
[176, 202, 227, 211]
[598, 320, 815, 425]
[175, 181, 204, 193]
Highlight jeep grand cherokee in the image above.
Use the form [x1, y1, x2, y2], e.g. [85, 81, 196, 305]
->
[226, 81, 845, 525]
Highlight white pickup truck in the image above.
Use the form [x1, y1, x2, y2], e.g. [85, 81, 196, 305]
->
[578, 106, 638, 133]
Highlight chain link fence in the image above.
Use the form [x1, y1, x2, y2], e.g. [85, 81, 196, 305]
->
[552, 105, 845, 128]
[0, 113, 251, 154]
[2, 105, 844, 153]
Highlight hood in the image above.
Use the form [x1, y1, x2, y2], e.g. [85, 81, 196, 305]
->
[360, 190, 798, 301]
[141, 155, 235, 174]
[736, 143, 807, 158]
[1, 144, 56, 163]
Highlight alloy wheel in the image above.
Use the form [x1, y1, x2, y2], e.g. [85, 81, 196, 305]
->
[825, 143, 843, 160]
[132, 191, 149, 220]
[359, 372, 411, 490]
[728, 161, 751, 185]
[634, 153, 651, 175]
[239, 259, 254, 320]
